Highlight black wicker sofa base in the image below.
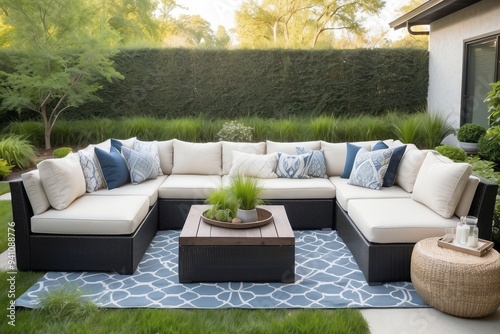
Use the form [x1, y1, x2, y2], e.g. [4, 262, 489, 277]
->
[10, 180, 334, 275]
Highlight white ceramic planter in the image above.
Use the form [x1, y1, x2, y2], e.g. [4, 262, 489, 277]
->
[237, 208, 258, 223]
[458, 142, 478, 155]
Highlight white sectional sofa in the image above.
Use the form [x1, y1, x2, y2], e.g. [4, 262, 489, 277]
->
[10, 138, 498, 285]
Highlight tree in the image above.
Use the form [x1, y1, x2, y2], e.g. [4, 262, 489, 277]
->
[0, 0, 124, 149]
[235, 0, 384, 49]
[390, 0, 428, 49]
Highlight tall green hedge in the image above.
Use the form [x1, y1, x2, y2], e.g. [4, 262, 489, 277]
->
[1, 48, 428, 121]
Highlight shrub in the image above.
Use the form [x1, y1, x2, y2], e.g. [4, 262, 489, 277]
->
[52, 147, 72, 158]
[0, 159, 14, 179]
[478, 135, 500, 164]
[0, 135, 37, 169]
[456, 123, 486, 143]
[216, 120, 253, 142]
[435, 145, 467, 162]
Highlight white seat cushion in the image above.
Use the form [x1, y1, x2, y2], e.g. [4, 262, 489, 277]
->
[158, 175, 222, 199]
[31, 195, 149, 235]
[222, 175, 335, 199]
[348, 198, 459, 243]
[86, 176, 167, 206]
[331, 176, 410, 211]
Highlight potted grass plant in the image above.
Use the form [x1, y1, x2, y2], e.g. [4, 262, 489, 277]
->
[457, 123, 486, 154]
[228, 174, 263, 223]
[205, 188, 238, 223]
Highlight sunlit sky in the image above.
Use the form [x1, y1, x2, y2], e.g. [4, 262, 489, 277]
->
[172, 0, 411, 42]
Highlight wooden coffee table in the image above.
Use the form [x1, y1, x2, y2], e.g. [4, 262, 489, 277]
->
[178, 205, 295, 283]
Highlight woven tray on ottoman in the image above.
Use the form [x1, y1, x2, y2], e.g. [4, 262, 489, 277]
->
[411, 237, 500, 318]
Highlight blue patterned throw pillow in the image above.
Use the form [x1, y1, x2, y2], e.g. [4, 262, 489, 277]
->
[275, 152, 312, 179]
[296, 147, 327, 178]
[122, 147, 158, 184]
[94, 146, 130, 190]
[348, 148, 393, 190]
[133, 140, 162, 176]
[77, 148, 105, 192]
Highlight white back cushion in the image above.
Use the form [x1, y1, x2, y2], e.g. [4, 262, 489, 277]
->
[412, 152, 472, 218]
[157, 140, 174, 175]
[38, 153, 86, 210]
[395, 145, 426, 192]
[172, 140, 222, 175]
[22, 170, 51, 215]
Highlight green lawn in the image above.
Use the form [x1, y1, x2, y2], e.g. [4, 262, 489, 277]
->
[0, 181, 12, 252]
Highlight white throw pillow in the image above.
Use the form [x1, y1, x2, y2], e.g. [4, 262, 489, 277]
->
[229, 151, 278, 178]
[411, 152, 472, 218]
[38, 153, 86, 210]
[22, 170, 51, 215]
[395, 145, 426, 193]
[172, 140, 222, 175]
[222, 141, 266, 175]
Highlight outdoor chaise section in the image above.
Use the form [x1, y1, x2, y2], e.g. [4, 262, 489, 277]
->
[10, 138, 498, 285]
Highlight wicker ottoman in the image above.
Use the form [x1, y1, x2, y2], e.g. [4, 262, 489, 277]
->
[411, 237, 500, 318]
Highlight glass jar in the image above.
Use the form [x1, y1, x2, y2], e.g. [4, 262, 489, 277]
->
[456, 217, 470, 245]
[465, 215, 479, 248]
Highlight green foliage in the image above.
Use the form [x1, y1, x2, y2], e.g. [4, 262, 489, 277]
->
[52, 147, 72, 158]
[0, 135, 36, 169]
[392, 112, 453, 149]
[485, 80, 500, 127]
[478, 134, 500, 164]
[229, 175, 263, 210]
[38, 285, 98, 322]
[456, 123, 486, 143]
[418, 113, 454, 149]
[466, 156, 500, 185]
[0, 159, 14, 179]
[0, 0, 124, 149]
[434, 145, 467, 162]
[217, 120, 253, 142]
[205, 188, 238, 219]
[234, 0, 384, 49]
[392, 114, 422, 145]
[10, 48, 427, 121]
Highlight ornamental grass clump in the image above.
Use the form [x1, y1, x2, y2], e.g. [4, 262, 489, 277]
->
[229, 174, 263, 211]
[0, 134, 37, 169]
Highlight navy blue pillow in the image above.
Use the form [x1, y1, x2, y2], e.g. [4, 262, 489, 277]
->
[373, 143, 407, 187]
[94, 146, 130, 190]
[111, 138, 123, 152]
[372, 141, 388, 150]
[341, 143, 362, 179]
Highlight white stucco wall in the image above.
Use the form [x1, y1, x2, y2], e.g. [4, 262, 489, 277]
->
[428, 0, 500, 143]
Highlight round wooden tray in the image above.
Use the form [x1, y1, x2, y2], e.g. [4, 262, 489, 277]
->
[201, 208, 273, 229]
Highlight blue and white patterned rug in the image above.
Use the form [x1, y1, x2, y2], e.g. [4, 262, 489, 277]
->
[16, 230, 427, 309]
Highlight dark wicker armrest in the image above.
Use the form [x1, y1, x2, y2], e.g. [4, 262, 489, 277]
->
[9, 179, 34, 270]
[469, 174, 498, 241]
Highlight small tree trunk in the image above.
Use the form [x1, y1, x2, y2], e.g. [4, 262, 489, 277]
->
[41, 106, 52, 150]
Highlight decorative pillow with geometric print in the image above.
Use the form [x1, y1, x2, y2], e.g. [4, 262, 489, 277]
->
[348, 148, 393, 190]
[296, 147, 327, 178]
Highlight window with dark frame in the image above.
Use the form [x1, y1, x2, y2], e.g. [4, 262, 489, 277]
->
[462, 33, 500, 128]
